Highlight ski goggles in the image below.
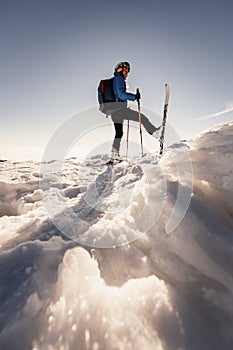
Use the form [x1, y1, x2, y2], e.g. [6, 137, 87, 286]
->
[117, 66, 129, 73]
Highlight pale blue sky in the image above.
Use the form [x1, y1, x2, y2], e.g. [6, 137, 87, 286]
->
[1, 0, 233, 160]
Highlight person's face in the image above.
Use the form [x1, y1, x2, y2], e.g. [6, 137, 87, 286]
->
[122, 68, 129, 79]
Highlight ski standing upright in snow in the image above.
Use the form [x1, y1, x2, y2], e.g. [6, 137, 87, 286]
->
[159, 84, 170, 156]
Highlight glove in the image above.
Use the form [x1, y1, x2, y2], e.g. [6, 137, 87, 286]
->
[135, 90, 141, 101]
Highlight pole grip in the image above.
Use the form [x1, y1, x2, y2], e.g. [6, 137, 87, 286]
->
[136, 88, 140, 104]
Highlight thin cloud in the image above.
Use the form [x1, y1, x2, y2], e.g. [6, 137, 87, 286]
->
[196, 103, 233, 121]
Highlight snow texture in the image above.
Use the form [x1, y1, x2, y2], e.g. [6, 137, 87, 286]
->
[0, 121, 233, 350]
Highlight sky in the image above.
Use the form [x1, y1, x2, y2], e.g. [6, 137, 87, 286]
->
[1, 0, 233, 160]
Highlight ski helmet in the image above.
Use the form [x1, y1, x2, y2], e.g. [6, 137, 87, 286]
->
[115, 61, 130, 73]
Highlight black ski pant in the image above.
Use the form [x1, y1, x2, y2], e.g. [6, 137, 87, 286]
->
[111, 107, 156, 153]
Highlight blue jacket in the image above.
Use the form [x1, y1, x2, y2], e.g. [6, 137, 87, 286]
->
[113, 71, 136, 105]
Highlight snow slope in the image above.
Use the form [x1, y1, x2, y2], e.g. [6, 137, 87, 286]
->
[0, 121, 233, 350]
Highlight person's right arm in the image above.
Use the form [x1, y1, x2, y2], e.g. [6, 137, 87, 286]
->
[114, 75, 136, 101]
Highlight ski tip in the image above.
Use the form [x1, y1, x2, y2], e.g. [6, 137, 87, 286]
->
[165, 84, 170, 96]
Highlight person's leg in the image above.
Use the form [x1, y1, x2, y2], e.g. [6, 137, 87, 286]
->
[110, 107, 161, 158]
[112, 123, 123, 155]
[122, 108, 159, 135]
[111, 109, 125, 157]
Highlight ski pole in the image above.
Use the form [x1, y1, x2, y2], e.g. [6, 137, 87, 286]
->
[126, 120, 130, 160]
[136, 88, 143, 156]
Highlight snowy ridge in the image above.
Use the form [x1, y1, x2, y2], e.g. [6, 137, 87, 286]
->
[0, 122, 233, 350]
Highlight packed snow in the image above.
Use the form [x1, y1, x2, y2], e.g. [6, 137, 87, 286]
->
[0, 121, 233, 350]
